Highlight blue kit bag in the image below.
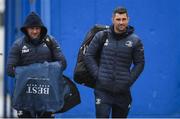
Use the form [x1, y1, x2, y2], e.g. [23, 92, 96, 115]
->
[13, 62, 64, 113]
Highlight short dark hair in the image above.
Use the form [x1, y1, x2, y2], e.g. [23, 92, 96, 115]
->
[113, 7, 128, 17]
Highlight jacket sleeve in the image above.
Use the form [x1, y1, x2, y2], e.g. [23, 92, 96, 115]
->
[51, 38, 67, 70]
[130, 39, 145, 84]
[84, 31, 104, 79]
[7, 40, 21, 77]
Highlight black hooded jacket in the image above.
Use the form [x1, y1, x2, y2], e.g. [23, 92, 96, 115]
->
[85, 25, 145, 93]
[7, 12, 67, 77]
[20, 12, 47, 40]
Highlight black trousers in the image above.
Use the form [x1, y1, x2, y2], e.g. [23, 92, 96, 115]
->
[17, 110, 54, 118]
[94, 89, 131, 118]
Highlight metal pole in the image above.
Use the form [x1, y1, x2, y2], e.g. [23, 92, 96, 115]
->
[3, 0, 8, 116]
[4, 0, 15, 117]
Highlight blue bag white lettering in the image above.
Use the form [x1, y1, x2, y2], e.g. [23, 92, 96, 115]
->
[13, 62, 64, 112]
[26, 84, 50, 95]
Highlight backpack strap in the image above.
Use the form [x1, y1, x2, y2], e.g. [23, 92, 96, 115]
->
[102, 30, 108, 45]
[99, 30, 109, 52]
[94, 30, 109, 64]
[43, 35, 54, 59]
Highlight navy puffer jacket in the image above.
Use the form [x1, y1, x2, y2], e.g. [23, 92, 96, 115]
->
[85, 25, 145, 93]
[7, 12, 67, 77]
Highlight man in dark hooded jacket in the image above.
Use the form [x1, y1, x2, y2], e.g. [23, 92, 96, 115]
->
[7, 12, 67, 118]
[85, 7, 145, 118]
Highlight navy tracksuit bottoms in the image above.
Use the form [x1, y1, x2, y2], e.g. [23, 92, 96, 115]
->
[94, 89, 132, 118]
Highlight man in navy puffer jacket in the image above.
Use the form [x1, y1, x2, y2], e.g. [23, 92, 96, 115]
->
[85, 7, 145, 118]
[7, 12, 67, 118]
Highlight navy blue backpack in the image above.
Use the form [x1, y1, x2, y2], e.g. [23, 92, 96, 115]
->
[73, 25, 109, 88]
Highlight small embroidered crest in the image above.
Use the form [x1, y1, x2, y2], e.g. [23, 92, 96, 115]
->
[125, 41, 133, 47]
[104, 39, 109, 46]
[22, 45, 30, 53]
[96, 98, 101, 105]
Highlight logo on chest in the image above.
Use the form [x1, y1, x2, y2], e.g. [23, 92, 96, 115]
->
[22, 45, 30, 53]
[104, 39, 109, 46]
[125, 41, 133, 47]
[43, 43, 48, 47]
[96, 98, 101, 105]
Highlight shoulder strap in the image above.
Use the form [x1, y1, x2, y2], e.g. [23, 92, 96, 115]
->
[100, 30, 108, 50]
[95, 30, 109, 61]
[43, 35, 54, 59]
[102, 30, 108, 44]
[44, 35, 53, 49]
